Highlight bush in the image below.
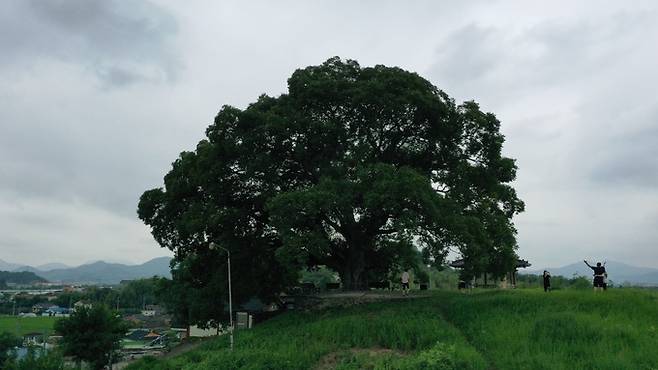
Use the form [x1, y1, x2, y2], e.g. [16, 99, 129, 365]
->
[402, 342, 486, 370]
[3, 349, 68, 370]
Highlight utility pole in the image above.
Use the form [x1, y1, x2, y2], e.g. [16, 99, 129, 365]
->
[209, 242, 234, 351]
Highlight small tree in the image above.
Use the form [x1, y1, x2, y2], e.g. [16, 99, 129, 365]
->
[54, 305, 128, 369]
[0, 331, 21, 365]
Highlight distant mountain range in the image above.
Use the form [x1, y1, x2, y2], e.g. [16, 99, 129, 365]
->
[527, 260, 658, 286]
[0, 259, 22, 272]
[0, 257, 172, 285]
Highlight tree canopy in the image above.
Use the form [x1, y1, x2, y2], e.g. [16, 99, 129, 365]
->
[54, 305, 128, 369]
[138, 57, 524, 321]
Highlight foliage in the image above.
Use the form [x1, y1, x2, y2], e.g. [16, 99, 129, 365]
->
[154, 265, 195, 329]
[54, 305, 128, 370]
[328, 342, 485, 370]
[0, 271, 47, 285]
[430, 268, 461, 290]
[0, 294, 42, 315]
[404, 342, 479, 369]
[138, 57, 523, 326]
[516, 274, 593, 290]
[52, 278, 163, 311]
[3, 349, 68, 370]
[0, 331, 21, 365]
[299, 266, 338, 290]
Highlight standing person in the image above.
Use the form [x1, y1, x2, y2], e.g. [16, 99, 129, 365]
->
[401, 270, 410, 296]
[584, 260, 606, 292]
[543, 270, 551, 292]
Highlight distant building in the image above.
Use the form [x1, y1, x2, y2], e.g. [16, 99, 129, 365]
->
[44, 305, 71, 317]
[32, 304, 47, 314]
[23, 332, 44, 346]
[63, 285, 83, 293]
[189, 324, 220, 337]
[141, 305, 162, 317]
[125, 329, 150, 341]
[170, 328, 188, 340]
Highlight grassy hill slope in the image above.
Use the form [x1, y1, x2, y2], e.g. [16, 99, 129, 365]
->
[127, 289, 658, 370]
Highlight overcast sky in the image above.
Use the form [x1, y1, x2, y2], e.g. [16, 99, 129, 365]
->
[1, 0, 657, 268]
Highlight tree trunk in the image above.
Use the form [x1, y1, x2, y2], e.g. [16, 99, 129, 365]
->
[339, 247, 367, 290]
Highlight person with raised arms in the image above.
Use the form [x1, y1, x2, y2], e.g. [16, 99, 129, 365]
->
[584, 260, 607, 292]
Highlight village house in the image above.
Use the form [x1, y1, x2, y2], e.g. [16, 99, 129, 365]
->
[32, 303, 47, 314]
[23, 332, 44, 346]
[43, 305, 71, 317]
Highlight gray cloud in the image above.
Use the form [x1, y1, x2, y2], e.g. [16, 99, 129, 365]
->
[590, 123, 658, 188]
[0, 0, 178, 87]
[0, 0, 657, 267]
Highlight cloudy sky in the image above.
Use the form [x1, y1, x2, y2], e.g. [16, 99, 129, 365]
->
[1, 0, 657, 268]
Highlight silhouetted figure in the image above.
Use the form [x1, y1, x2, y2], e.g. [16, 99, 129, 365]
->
[584, 260, 606, 292]
[543, 270, 551, 292]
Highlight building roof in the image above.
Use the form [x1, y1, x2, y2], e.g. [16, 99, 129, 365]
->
[126, 329, 149, 341]
[144, 331, 161, 338]
[46, 306, 69, 313]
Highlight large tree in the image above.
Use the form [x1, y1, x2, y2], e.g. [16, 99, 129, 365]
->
[138, 57, 523, 297]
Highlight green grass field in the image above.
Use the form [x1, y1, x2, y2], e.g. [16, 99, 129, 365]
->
[126, 289, 658, 370]
[0, 315, 59, 337]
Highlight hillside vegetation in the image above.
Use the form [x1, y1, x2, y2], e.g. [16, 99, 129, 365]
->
[0, 270, 46, 286]
[127, 289, 658, 370]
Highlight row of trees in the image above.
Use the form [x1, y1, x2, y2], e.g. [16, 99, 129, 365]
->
[138, 57, 524, 329]
[51, 278, 161, 312]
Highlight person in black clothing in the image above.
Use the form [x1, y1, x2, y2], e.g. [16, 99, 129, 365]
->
[543, 270, 551, 292]
[584, 260, 606, 292]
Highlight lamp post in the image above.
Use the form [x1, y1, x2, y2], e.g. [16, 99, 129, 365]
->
[209, 242, 233, 351]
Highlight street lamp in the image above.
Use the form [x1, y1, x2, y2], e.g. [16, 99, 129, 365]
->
[209, 242, 233, 351]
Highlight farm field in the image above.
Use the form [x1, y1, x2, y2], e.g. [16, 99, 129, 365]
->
[126, 289, 658, 370]
[0, 315, 59, 337]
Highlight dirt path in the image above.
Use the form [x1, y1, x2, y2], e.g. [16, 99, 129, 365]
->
[292, 291, 433, 311]
[162, 337, 214, 359]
